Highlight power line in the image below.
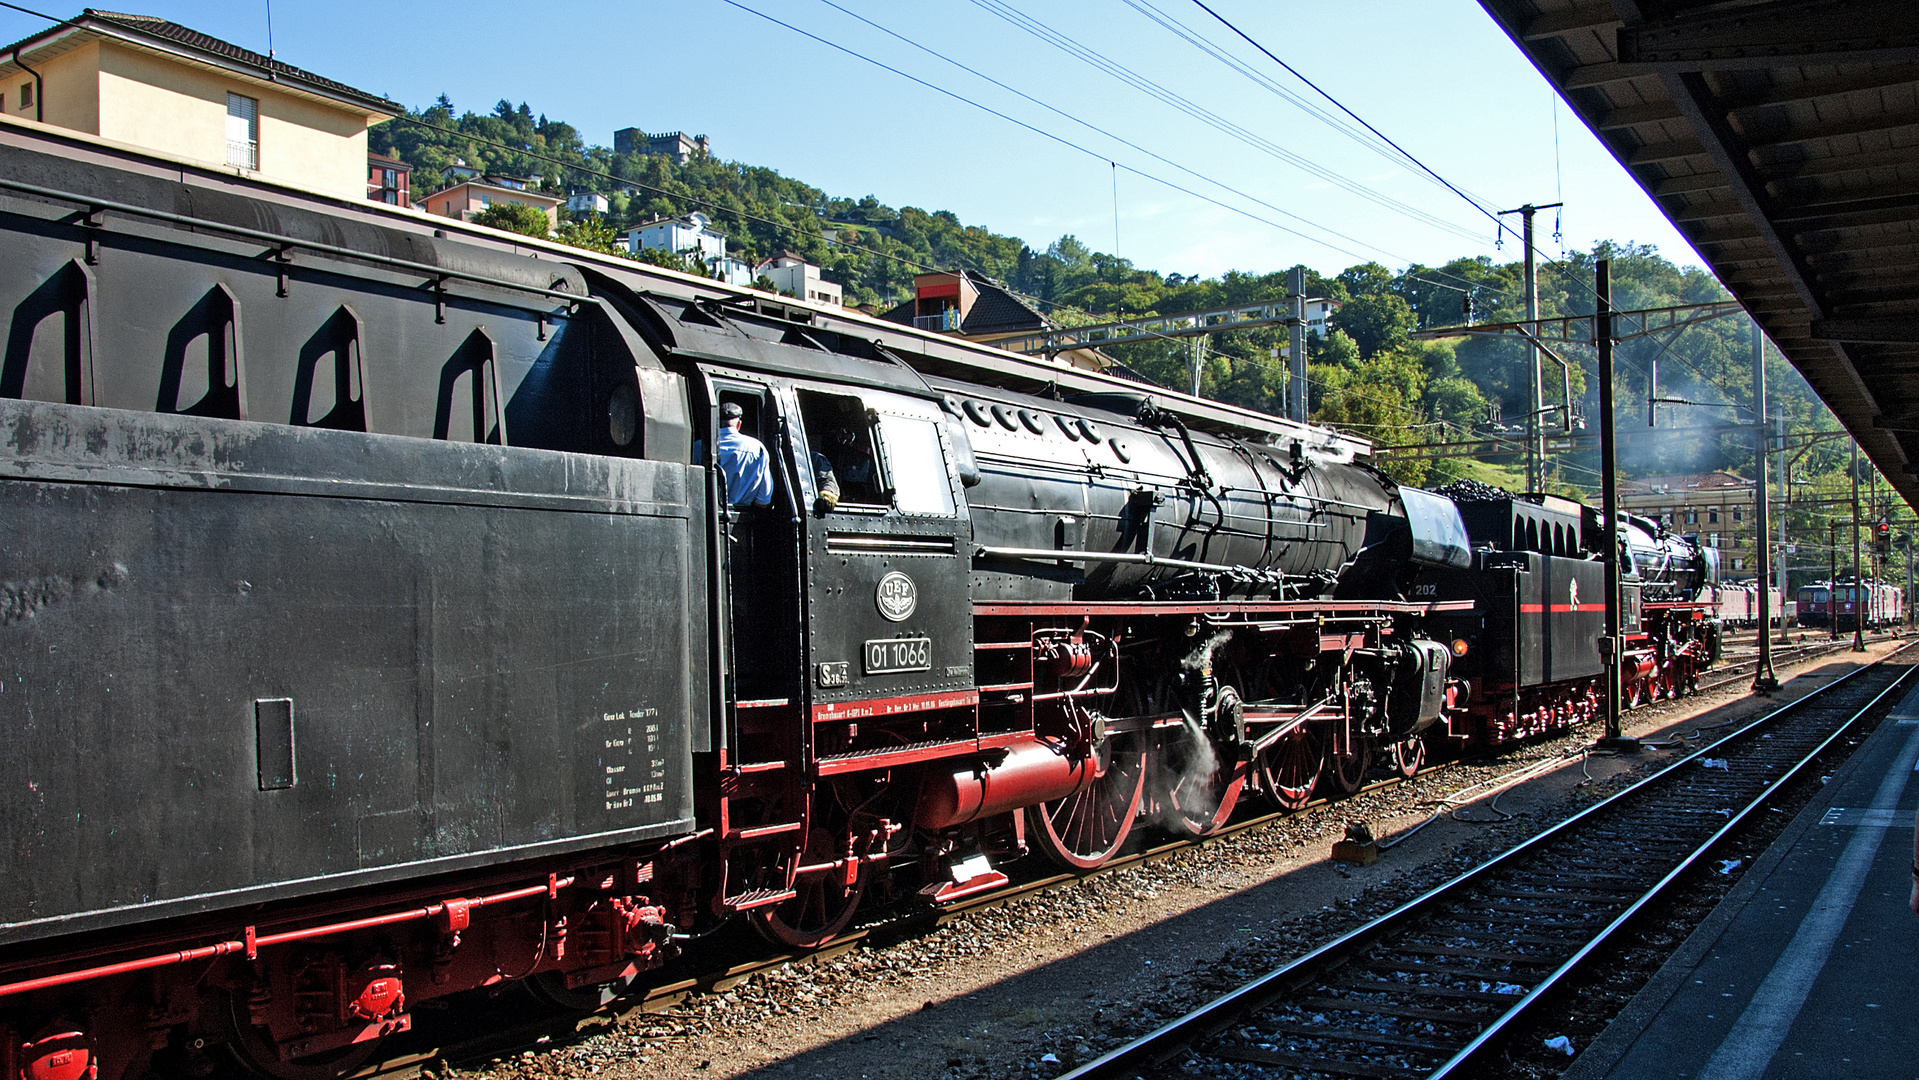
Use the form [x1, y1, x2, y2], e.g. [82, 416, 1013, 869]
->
[1187, 0, 1513, 243]
[806, 0, 1437, 274]
[965, 0, 1490, 246]
[720, 0, 1462, 274]
[0, 0, 60, 21]
[777, 1, 1514, 306]
[1124, 0, 1488, 205]
[1183, 0, 1631, 317]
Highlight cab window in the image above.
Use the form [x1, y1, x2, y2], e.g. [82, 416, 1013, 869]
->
[797, 389, 884, 507]
[878, 414, 954, 516]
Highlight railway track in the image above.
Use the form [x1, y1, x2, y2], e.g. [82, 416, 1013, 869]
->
[352, 636, 1902, 1076]
[1693, 633, 1887, 696]
[1060, 642, 1918, 1080]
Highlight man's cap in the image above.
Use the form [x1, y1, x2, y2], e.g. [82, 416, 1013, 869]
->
[721, 402, 744, 420]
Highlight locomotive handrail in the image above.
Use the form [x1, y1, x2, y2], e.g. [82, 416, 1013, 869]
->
[974, 543, 1283, 580]
[0, 175, 600, 310]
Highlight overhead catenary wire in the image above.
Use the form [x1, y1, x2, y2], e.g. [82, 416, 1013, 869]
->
[1126, 0, 1495, 209]
[0, 0, 59, 21]
[965, 0, 1492, 246]
[722, 0, 1497, 280]
[1182, 0, 1632, 317]
[802, 0, 1512, 306]
[1187, 0, 1514, 244]
[803, 0, 1459, 281]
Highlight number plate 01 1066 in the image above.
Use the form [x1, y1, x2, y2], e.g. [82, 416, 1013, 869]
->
[864, 637, 932, 675]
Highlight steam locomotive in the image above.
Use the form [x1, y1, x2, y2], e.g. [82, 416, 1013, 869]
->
[0, 120, 1718, 1078]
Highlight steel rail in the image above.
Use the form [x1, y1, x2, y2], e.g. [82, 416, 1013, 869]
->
[1430, 647, 1916, 1076]
[1060, 641, 1916, 1080]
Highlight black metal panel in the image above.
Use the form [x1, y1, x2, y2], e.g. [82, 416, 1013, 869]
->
[784, 383, 976, 709]
[1543, 556, 1608, 683]
[0, 140, 678, 472]
[929, 378, 1392, 602]
[0, 401, 704, 945]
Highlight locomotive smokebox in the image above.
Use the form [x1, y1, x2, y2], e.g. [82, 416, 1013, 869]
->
[916, 738, 1100, 830]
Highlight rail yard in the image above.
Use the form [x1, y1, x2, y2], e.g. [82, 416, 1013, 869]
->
[271, 634, 1901, 1080]
[5, 2, 1919, 1078]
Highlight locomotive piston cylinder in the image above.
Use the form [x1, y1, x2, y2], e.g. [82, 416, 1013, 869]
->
[915, 739, 1100, 830]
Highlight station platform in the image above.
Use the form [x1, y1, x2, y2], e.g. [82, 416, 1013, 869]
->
[1565, 678, 1919, 1080]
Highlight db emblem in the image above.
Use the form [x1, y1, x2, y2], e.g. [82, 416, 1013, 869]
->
[876, 572, 918, 621]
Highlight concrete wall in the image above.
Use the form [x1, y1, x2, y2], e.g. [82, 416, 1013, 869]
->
[93, 43, 370, 200]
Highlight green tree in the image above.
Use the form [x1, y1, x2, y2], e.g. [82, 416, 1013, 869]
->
[1312, 348, 1430, 485]
[555, 215, 626, 256]
[472, 202, 551, 237]
[1329, 293, 1415, 358]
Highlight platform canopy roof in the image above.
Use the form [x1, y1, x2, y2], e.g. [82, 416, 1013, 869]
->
[1478, 0, 1919, 508]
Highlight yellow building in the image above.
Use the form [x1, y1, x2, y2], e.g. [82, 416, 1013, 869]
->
[1620, 470, 1758, 571]
[0, 11, 400, 201]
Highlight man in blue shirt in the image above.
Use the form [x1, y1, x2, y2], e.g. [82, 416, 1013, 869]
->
[717, 402, 774, 507]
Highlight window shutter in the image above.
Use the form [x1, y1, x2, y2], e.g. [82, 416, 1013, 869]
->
[226, 92, 259, 169]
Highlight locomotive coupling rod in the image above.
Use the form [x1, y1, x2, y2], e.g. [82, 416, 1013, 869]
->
[0, 877, 576, 1000]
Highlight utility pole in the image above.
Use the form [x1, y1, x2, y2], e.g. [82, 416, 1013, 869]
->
[1286, 266, 1308, 423]
[1829, 521, 1840, 642]
[1594, 259, 1633, 749]
[1852, 439, 1865, 651]
[1751, 319, 1777, 691]
[1499, 202, 1561, 493]
[1190, 336, 1205, 398]
[1776, 409, 1790, 644]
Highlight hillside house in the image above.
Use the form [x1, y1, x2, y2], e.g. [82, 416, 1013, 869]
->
[755, 252, 842, 307]
[368, 152, 410, 206]
[0, 10, 400, 200]
[419, 174, 560, 230]
[566, 191, 609, 216]
[880, 271, 1106, 371]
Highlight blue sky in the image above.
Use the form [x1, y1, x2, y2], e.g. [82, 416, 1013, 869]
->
[2, 1, 1703, 281]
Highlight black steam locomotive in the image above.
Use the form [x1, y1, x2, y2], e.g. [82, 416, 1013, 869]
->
[0, 121, 1717, 1077]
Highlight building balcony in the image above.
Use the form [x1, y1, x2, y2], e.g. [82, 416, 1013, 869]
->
[914, 309, 961, 332]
